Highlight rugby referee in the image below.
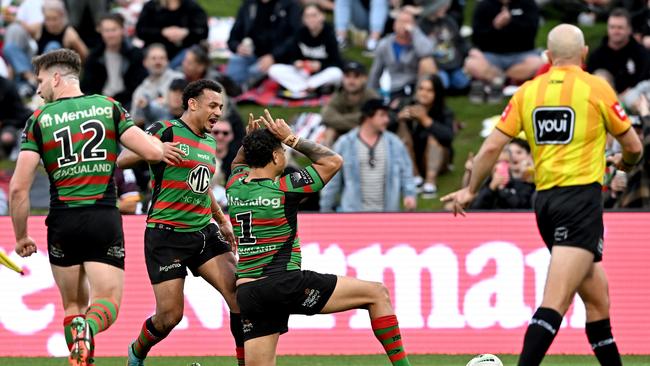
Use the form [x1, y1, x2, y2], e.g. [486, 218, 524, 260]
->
[442, 24, 642, 366]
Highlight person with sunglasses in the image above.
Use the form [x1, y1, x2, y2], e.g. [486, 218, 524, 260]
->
[320, 98, 416, 212]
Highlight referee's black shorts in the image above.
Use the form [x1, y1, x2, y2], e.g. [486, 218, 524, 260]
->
[534, 182, 604, 262]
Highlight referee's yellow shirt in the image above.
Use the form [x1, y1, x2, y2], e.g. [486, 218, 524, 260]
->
[496, 65, 632, 191]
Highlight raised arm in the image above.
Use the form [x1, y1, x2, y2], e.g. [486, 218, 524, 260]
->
[260, 109, 343, 183]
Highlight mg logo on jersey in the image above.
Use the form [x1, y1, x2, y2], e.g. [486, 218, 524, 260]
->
[532, 107, 575, 145]
[187, 164, 212, 193]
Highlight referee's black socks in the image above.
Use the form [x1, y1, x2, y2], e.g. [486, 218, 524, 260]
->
[586, 318, 622, 366]
[518, 307, 563, 366]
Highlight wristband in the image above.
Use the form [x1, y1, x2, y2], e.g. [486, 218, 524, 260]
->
[282, 134, 300, 148]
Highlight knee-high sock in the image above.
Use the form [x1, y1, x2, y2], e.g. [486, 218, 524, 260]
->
[230, 312, 245, 366]
[132, 317, 169, 359]
[586, 318, 622, 366]
[518, 307, 563, 366]
[371, 315, 411, 366]
[85, 298, 119, 336]
[63, 314, 85, 351]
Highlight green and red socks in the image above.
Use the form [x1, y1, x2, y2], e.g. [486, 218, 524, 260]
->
[371, 315, 411, 366]
[63, 314, 85, 351]
[85, 298, 119, 336]
[132, 317, 169, 359]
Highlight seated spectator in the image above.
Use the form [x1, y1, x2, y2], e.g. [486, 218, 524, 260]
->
[394, 74, 454, 197]
[587, 8, 650, 95]
[368, 9, 436, 107]
[606, 95, 650, 208]
[115, 167, 144, 215]
[81, 13, 147, 109]
[141, 78, 188, 124]
[320, 60, 379, 146]
[211, 120, 239, 181]
[269, 3, 343, 99]
[1, 0, 44, 92]
[226, 0, 302, 87]
[3, 0, 87, 95]
[417, 0, 470, 92]
[320, 98, 417, 212]
[180, 44, 242, 97]
[131, 43, 184, 127]
[0, 76, 32, 159]
[63, 0, 107, 47]
[334, 0, 388, 51]
[135, 0, 208, 69]
[464, 0, 543, 104]
[470, 138, 535, 209]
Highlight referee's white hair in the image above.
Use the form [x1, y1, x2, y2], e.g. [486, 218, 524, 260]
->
[547, 24, 585, 63]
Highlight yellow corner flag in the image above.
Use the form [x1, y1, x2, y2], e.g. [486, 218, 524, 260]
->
[0, 249, 24, 275]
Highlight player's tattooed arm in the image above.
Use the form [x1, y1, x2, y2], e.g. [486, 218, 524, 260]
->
[293, 138, 336, 162]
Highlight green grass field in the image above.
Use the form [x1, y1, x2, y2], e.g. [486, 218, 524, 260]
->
[1, 354, 648, 365]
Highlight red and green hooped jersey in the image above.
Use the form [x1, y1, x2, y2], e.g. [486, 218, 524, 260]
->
[145, 119, 217, 232]
[20, 95, 134, 209]
[226, 165, 324, 278]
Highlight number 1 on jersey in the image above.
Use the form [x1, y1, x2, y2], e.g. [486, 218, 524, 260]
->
[235, 211, 257, 245]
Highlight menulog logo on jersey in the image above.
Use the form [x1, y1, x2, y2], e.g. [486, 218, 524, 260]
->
[40, 106, 113, 127]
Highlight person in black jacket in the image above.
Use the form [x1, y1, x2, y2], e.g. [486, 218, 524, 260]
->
[470, 138, 535, 210]
[393, 74, 454, 197]
[135, 0, 208, 69]
[464, 0, 543, 103]
[81, 13, 147, 109]
[268, 3, 343, 98]
[0, 76, 32, 158]
[587, 8, 650, 94]
[225, 0, 302, 87]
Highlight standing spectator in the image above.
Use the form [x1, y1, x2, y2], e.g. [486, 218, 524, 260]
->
[394, 74, 454, 197]
[320, 98, 417, 212]
[320, 60, 379, 146]
[269, 3, 344, 98]
[81, 13, 147, 109]
[226, 0, 302, 87]
[417, 0, 470, 91]
[131, 43, 184, 127]
[368, 9, 436, 107]
[587, 8, 650, 94]
[135, 0, 209, 69]
[334, 0, 388, 52]
[464, 0, 543, 104]
[0, 76, 32, 159]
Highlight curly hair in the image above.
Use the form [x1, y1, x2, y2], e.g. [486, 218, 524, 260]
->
[32, 49, 81, 76]
[182, 79, 222, 110]
[243, 129, 282, 168]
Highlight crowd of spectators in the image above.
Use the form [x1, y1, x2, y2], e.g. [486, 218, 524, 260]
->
[0, 0, 649, 214]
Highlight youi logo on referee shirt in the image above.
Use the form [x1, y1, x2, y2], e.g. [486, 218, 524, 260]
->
[532, 107, 575, 145]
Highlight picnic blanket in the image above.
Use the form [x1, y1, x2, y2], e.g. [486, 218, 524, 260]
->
[235, 79, 331, 107]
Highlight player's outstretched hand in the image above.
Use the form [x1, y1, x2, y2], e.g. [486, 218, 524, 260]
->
[246, 113, 261, 135]
[440, 188, 475, 217]
[162, 141, 185, 166]
[15, 236, 37, 257]
[260, 109, 292, 141]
